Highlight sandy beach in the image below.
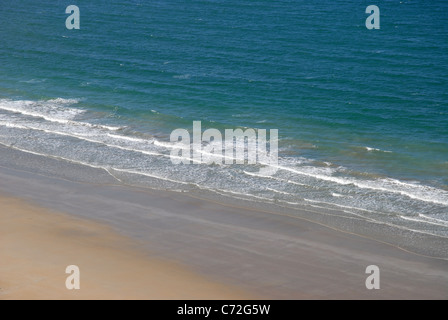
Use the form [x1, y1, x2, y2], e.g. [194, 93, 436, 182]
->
[0, 196, 253, 300]
[0, 153, 447, 299]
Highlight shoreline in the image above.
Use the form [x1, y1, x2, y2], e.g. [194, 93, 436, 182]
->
[0, 146, 447, 299]
[0, 196, 254, 300]
[0, 143, 446, 260]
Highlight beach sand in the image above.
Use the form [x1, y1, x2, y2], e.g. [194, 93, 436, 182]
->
[0, 159, 447, 300]
[0, 196, 253, 300]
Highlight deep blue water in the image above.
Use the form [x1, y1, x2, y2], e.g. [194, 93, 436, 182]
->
[0, 1, 447, 236]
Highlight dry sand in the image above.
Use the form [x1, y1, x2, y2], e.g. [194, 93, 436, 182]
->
[0, 196, 253, 300]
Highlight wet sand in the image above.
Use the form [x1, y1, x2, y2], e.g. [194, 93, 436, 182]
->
[0, 164, 447, 299]
[0, 196, 253, 300]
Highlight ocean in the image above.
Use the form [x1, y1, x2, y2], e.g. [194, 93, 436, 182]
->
[0, 1, 447, 250]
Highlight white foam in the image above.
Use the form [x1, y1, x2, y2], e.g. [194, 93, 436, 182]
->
[1, 98, 447, 211]
[353, 180, 448, 206]
[243, 171, 308, 187]
[112, 168, 195, 186]
[266, 187, 294, 196]
[154, 149, 448, 207]
[0, 117, 209, 166]
[264, 163, 448, 206]
[107, 133, 152, 143]
[332, 193, 345, 197]
[0, 98, 82, 119]
[400, 215, 448, 227]
[365, 146, 392, 153]
[154, 139, 190, 150]
[0, 122, 29, 130]
[213, 188, 275, 202]
[419, 214, 448, 225]
[0, 99, 123, 131]
[47, 98, 80, 105]
[304, 198, 378, 214]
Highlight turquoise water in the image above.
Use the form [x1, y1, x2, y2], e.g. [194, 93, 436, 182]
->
[0, 1, 447, 237]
